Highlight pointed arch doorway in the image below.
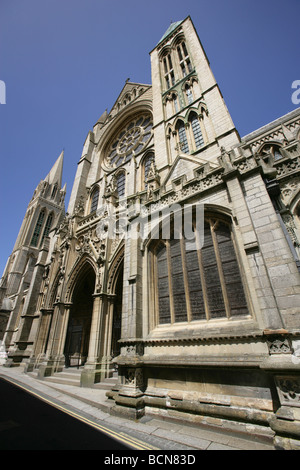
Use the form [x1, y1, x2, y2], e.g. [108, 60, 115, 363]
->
[64, 264, 95, 368]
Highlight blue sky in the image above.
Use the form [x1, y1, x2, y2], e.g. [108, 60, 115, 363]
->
[0, 0, 299, 276]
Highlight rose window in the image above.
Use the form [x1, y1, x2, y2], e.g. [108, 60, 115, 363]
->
[106, 114, 153, 168]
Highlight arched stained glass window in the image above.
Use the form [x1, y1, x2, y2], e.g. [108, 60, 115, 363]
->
[150, 215, 249, 326]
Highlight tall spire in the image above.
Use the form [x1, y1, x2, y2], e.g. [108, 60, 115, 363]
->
[44, 150, 64, 188]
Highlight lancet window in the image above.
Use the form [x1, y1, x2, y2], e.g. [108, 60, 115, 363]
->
[176, 120, 189, 154]
[116, 171, 126, 198]
[90, 188, 99, 213]
[189, 112, 204, 149]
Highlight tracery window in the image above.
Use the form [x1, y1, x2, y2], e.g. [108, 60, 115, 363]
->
[31, 210, 45, 247]
[106, 114, 153, 169]
[150, 215, 249, 326]
[90, 188, 99, 213]
[260, 143, 283, 162]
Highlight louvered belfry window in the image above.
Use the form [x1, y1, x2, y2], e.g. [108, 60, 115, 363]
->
[31, 210, 45, 247]
[40, 213, 53, 245]
[177, 41, 192, 78]
[152, 216, 249, 325]
[163, 53, 175, 89]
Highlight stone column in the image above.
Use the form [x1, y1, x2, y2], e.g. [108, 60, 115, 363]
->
[24, 308, 53, 372]
[110, 341, 145, 419]
[37, 303, 70, 378]
[102, 294, 116, 377]
[80, 293, 110, 386]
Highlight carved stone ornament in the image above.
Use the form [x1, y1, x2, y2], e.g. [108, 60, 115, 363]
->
[104, 175, 118, 197]
[275, 376, 300, 408]
[125, 367, 144, 388]
[276, 155, 300, 178]
[125, 368, 136, 385]
[281, 213, 300, 248]
[73, 196, 85, 216]
[55, 266, 66, 303]
[57, 214, 73, 239]
[267, 336, 292, 355]
[121, 342, 144, 357]
[218, 146, 234, 172]
[145, 161, 160, 201]
[75, 229, 104, 258]
[75, 233, 93, 255]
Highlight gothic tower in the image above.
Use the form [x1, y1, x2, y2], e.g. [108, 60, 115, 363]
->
[150, 18, 240, 174]
[0, 151, 66, 365]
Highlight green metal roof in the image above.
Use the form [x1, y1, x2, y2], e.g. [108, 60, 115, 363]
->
[157, 20, 184, 45]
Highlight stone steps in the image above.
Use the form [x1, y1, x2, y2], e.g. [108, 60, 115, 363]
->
[28, 367, 118, 389]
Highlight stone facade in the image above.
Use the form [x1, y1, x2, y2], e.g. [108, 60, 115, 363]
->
[1, 17, 300, 449]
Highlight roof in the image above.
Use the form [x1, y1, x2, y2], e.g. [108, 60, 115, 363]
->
[157, 20, 184, 46]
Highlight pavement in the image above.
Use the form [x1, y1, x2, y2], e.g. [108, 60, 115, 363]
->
[0, 365, 276, 451]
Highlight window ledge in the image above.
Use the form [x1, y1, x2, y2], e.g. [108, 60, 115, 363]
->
[146, 317, 262, 344]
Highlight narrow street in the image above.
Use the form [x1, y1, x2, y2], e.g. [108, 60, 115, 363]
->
[0, 377, 130, 450]
[0, 368, 276, 451]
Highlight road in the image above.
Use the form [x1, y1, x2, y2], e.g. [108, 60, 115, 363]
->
[0, 377, 131, 450]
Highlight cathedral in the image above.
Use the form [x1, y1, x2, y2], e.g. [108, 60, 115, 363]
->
[1, 17, 300, 449]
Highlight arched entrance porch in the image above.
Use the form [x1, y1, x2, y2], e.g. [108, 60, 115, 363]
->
[78, 253, 124, 387]
[35, 252, 125, 385]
